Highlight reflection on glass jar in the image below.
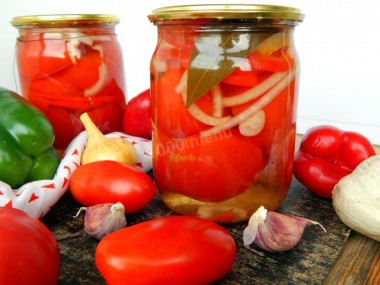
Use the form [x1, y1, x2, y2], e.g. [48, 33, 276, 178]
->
[12, 14, 126, 152]
[149, 5, 304, 223]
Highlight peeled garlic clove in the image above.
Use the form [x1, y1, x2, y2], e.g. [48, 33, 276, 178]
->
[332, 155, 380, 242]
[80, 112, 137, 165]
[243, 206, 326, 256]
[239, 110, 265, 137]
[75, 202, 127, 240]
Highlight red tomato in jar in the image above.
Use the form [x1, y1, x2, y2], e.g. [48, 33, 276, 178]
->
[88, 102, 124, 134]
[22, 70, 83, 99]
[95, 215, 236, 285]
[153, 129, 264, 202]
[159, 26, 199, 68]
[248, 48, 295, 72]
[0, 207, 60, 285]
[69, 160, 156, 213]
[65, 48, 103, 90]
[221, 75, 296, 150]
[16, 33, 73, 80]
[151, 67, 234, 138]
[222, 65, 259, 87]
[46, 106, 84, 150]
[151, 68, 209, 138]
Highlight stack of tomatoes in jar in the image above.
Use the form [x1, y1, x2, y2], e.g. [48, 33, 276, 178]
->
[150, 19, 300, 222]
[13, 15, 126, 152]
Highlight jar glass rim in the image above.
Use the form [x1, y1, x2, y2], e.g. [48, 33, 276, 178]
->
[11, 14, 120, 27]
[148, 4, 304, 23]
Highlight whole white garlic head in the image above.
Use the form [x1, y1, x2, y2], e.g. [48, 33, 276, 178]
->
[332, 155, 380, 241]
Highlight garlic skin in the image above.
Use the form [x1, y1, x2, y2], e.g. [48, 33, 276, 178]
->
[80, 112, 137, 165]
[332, 155, 380, 242]
[243, 206, 326, 256]
[75, 202, 127, 240]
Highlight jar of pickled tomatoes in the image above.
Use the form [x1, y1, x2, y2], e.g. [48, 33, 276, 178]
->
[148, 5, 304, 222]
[11, 14, 126, 152]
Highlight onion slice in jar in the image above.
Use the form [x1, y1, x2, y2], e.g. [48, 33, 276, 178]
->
[84, 62, 108, 97]
[211, 84, 223, 118]
[222, 71, 287, 107]
[181, 90, 231, 126]
[201, 68, 296, 137]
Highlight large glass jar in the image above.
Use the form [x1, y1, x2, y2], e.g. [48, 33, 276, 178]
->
[11, 14, 126, 152]
[148, 5, 304, 222]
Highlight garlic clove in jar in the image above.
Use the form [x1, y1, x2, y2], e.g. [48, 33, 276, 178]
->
[332, 155, 380, 242]
[75, 202, 127, 240]
[243, 206, 326, 256]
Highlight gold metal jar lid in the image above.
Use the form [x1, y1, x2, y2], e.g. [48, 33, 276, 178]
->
[11, 14, 120, 27]
[148, 4, 304, 23]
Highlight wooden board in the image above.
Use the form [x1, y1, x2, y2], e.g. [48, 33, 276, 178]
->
[42, 177, 351, 284]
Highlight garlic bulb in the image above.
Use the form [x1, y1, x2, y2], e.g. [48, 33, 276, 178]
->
[332, 155, 380, 241]
[80, 113, 137, 165]
[75, 202, 127, 240]
[243, 206, 326, 256]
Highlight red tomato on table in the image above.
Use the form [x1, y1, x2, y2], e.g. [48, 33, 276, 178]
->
[123, 89, 152, 139]
[69, 160, 156, 214]
[95, 215, 236, 285]
[0, 207, 60, 285]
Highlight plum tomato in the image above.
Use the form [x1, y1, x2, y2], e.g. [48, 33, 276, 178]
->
[0, 207, 60, 285]
[153, 129, 264, 202]
[123, 89, 152, 139]
[69, 160, 156, 214]
[95, 215, 236, 285]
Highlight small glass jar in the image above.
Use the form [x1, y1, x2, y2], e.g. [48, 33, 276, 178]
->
[148, 5, 304, 223]
[11, 14, 126, 152]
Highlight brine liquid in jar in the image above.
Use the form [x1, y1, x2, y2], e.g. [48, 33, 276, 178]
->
[149, 5, 304, 223]
[12, 14, 126, 153]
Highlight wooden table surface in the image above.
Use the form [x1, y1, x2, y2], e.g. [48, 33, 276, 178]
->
[41, 140, 380, 284]
[42, 174, 379, 285]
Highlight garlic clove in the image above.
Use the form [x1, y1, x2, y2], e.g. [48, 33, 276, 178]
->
[332, 155, 380, 242]
[239, 110, 265, 137]
[243, 206, 326, 256]
[80, 112, 137, 165]
[75, 202, 127, 240]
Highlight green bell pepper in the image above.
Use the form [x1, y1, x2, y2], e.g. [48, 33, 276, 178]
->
[0, 87, 60, 188]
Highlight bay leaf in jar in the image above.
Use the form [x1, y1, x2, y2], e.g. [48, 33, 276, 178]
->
[186, 31, 271, 107]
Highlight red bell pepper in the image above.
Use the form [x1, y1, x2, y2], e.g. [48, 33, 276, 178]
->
[293, 125, 376, 198]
